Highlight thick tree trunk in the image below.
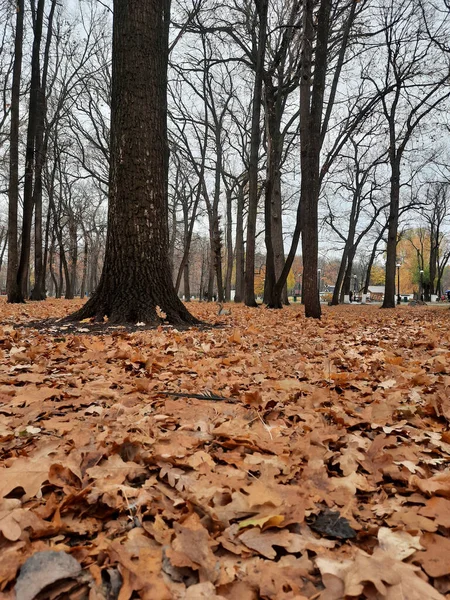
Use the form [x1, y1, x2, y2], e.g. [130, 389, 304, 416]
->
[264, 90, 288, 307]
[7, 0, 24, 302]
[300, 0, 330, 319]
[69, 0, 197, 324]
[13, 0, 45, 302]
[31, 0, 56, 301]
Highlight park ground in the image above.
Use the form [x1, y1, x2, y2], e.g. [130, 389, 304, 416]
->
[0, 299, 450, 599]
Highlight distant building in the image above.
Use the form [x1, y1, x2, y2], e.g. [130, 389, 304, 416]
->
[367, 285, 385, 301]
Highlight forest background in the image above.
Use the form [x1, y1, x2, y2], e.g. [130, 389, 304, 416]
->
[0, 0, 449, 314]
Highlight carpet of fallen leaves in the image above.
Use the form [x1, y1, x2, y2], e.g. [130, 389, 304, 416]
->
[1, 298, 450, 600]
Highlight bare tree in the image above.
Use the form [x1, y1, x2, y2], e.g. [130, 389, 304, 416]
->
[368, 0, 450, 308]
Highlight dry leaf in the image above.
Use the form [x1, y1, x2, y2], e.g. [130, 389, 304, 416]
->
[14, 551, 81, 600]
[377, 526, 423, 560]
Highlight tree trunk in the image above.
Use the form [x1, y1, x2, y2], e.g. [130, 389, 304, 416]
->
[264, 88, 287, 307]
[66, 218, 77, 299]
[80, 234, 88, 298]
[175, 184, 201, 294]
[300, 0, 331, 319]
[13, 0, 45, 302]
[244, 0, 268, 307]
[0, 234, 8, 275]
[224, 187, 233, 302]
[234, 183, 245, 302]
[382, 159, 400, 309]
[331, 249, 349, 305]
[7, 0, 24, 303]
[183, 262, 190, 301]
[31, 0, 57, 301]
[212, 214, 224, 302]
[58, 243, 64, 298]
[69, 0, 197, 324]
[429, 223, 438, 294]
[342, 247, 356, 298]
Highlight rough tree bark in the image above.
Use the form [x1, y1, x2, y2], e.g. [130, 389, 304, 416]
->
[30, 0, 57, 300]
[300, 0, 331, 319]
[11, 0, 45, 303]
[6, 0, 24, 302]
[69, 0, 197, 325]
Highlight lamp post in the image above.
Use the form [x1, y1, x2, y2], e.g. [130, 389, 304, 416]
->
[318, 268, 321, 300]
[420, 269, 424, 301]
[396, 263, 401, 305]
[354, 274, 357, 300]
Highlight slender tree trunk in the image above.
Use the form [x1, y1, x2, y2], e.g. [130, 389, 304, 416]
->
[382, 159, 400, 308]
[0, 234, 8, 274]
[80, 234, 88, 298]
[7, 0, 24, 302]
[48, 232, 57, 296]
[168, 199, 177, 276]
[89, 243, 99, 295]
[175, 185, 201, 294]
[429, 224, 438, 294]
[181, 202, 190, 300]
[244, 0, 268, 307]
[66, 218, 77, 299]
[363, 226, 386, 294]
[342, 247, 356, 298]
[332, 249, 349, 305]
[58, 243, 64, 298]
[183, 262, 190, 301]
[213, 214, 224, 302]
[207, 222, 215, 301]
[234, 183, 245, 302]
[224, 187, 233, 301]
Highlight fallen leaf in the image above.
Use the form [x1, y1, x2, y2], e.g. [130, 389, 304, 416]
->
[378, 526, 423, 560]
[14, 551, 81, 600]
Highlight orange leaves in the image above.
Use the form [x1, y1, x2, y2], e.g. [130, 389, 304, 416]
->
[410, 472, 450, 498]
[317, 549, 446, 600]
[0, 300, 450, 598]
[0, 441, 61, 500]
[168, 514, 219, 582]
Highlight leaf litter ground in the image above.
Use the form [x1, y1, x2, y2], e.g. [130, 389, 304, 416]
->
[0, 299, 450, 599]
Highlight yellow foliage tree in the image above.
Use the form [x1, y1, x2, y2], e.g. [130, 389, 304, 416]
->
[255, 266, 266, 297]
[287, 269, 296, 293]
[370, 265, 386, 285]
